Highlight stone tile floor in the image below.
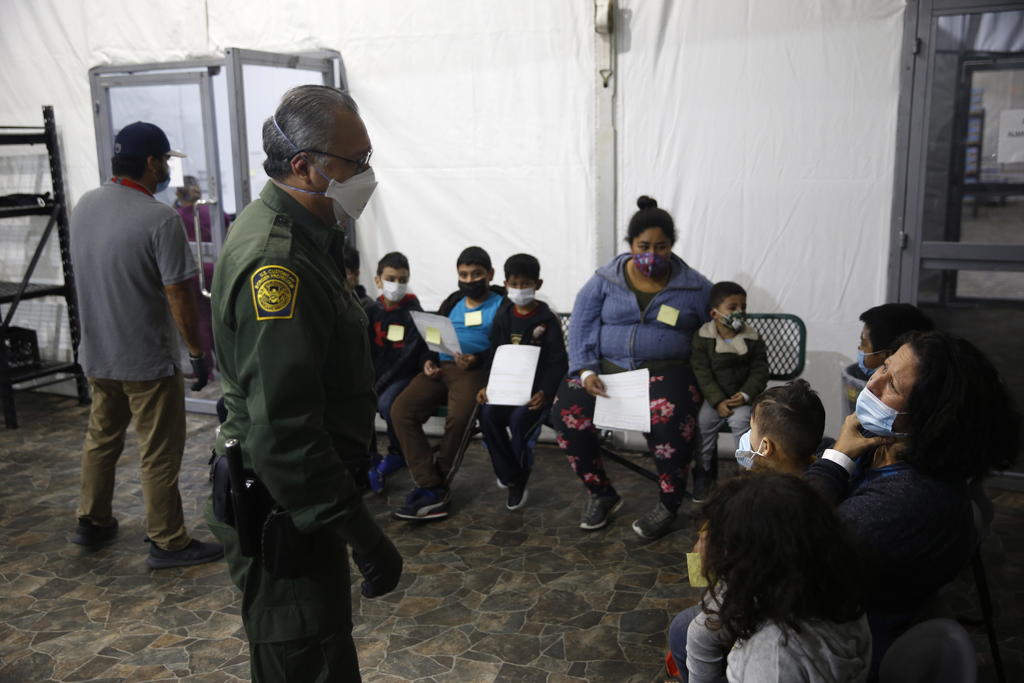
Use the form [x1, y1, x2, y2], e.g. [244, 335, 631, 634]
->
[0, 392, 1021, 682]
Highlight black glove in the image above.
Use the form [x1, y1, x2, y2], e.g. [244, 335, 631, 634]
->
[189, 353, 210, 391]
[352, 535, 403, 598]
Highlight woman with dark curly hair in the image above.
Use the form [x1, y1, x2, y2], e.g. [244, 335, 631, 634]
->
[808, 329, 1021, 676]
[671, 473, 871, 682]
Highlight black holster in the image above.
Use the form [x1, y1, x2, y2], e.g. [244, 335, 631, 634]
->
[211, 440, 308, 578]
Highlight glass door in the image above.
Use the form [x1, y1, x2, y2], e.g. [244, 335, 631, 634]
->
[893, 4, 1024, 487]
[89, 49, 341, 415]
[92, 71, 226, 414]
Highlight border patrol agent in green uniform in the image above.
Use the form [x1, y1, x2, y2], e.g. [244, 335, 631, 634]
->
[207, 85, 401, 682]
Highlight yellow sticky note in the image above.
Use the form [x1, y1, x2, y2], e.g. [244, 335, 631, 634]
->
[657, 304, 680, 327]
[387, 324, 405, 342]
[426, 327, 441, 345]
[465, 310, 483, 327]
[686, 553, 708, 587]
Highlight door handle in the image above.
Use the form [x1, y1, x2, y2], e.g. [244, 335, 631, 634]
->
[193, 198, 217, 299]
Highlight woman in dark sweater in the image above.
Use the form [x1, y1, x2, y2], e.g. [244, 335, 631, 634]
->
[806, 330, 1020, 677]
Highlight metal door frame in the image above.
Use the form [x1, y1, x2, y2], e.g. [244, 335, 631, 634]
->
[889, 0, 1024, 302]
[92, 70, 227, 258]
[88, 49, 341, 414]
[889, 0, 1024, 490]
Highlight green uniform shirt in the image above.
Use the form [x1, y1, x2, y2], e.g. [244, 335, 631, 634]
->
[206, 181, 381, 643]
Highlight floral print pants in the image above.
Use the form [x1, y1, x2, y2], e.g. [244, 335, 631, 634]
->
[553, 365, 702, 512]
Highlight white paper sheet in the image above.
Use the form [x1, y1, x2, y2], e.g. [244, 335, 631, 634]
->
[486, 344, 541, 406]
[593, 368, 651, 432]
[410, 311, 462, 357]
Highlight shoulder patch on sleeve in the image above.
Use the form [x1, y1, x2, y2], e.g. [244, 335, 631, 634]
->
[250, 265, 299, 321]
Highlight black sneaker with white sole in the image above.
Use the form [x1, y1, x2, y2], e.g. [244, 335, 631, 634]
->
[579, 492, 623, 530]
[631, 502, 677, 540]
[506, 483, 529, 511]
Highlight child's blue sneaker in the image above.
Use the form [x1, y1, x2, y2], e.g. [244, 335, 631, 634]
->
[393, 486, 450, 521]
[378, 453, 406, 476]
[367, 454, 385, 494]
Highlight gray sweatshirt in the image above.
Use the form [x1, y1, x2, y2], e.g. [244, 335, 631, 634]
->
[726, 615, 871, 683]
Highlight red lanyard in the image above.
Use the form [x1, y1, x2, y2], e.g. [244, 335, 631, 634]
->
[111, 177, 152, 196]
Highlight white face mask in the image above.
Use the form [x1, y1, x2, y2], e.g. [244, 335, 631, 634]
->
[506, 287, 535, 307]
[271, 115, 378, 221]
[380, 280, 407, 303]
[855, 386, 908, 438]
[734, 430, 766, 470]
[315, 166, 378, 221]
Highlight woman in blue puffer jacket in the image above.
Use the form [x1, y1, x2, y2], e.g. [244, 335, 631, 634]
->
[554, 195, 712, 540]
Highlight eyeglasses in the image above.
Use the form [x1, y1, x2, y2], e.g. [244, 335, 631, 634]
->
[301, 147, 373, 173]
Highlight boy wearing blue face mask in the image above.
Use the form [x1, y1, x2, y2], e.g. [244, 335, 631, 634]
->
[475, 254, 568, 510]
[843, 304, 934, 413]
[365, 251, 424, 493]
[733, 379, 826, 475]
[691, 282, 769, 501]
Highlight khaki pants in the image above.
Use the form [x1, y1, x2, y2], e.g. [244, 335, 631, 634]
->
[390, 362, 486, 488]
[77, 370, 191, 551]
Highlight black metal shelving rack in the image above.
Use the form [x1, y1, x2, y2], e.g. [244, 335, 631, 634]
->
[0, 105, 89, 428]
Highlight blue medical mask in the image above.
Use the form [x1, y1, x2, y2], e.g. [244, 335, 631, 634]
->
[155, 177, 171, 194]
[857, 349, 884, 377]
[855, 386, 908, 438]
[734, 430, 765, 470]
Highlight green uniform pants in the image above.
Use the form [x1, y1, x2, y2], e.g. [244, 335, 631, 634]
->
[251, 630, 360, 682]
[77, 370, 190, 551]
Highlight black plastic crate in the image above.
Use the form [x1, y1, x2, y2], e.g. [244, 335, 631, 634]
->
[2, 326, 41, 370]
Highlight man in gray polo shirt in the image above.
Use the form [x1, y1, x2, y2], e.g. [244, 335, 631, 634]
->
[69, 121, 222, 569]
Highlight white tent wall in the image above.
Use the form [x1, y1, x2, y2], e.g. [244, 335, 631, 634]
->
[617, 0, 906, 433]
[0, 0, 907, 435]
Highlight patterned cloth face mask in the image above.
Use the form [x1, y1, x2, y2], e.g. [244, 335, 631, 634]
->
[719, 310, 746, 332]
[632, 252, 669, 278]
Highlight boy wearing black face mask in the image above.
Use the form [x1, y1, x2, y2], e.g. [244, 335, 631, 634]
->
[390, 246, 505, 520]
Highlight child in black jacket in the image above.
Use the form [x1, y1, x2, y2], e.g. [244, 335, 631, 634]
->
[365, 252, 424, 493]
[476, 254, 568, 510]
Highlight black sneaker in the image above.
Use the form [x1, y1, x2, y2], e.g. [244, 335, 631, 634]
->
[692, 468, 716, 503]
[70, 517, 118, 547]
[631, 502, 677, 540]
[147, 539, 224, 570]
[579, 492, 623, 530]
[692, 456, 719, 503]
[506, 483, 529, 511]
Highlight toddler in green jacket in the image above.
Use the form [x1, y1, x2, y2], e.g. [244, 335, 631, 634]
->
[690, 281, 768, 500]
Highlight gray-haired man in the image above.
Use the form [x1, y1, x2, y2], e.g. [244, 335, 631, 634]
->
[206, 85, 401, 681]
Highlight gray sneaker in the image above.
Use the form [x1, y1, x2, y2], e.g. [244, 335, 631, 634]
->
[147, 539, 224, 570]
[579, 492, 623, 530]
[632, 502, 677, 540]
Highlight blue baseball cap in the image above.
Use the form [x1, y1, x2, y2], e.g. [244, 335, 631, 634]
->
[113, 122, 186, 159]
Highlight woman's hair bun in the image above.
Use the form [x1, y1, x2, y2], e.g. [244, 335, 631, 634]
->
[636, 195, 658, 210]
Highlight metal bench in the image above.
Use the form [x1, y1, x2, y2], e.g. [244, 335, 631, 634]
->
[578, 312, 808, 482]
[444, 312, 807, 486]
